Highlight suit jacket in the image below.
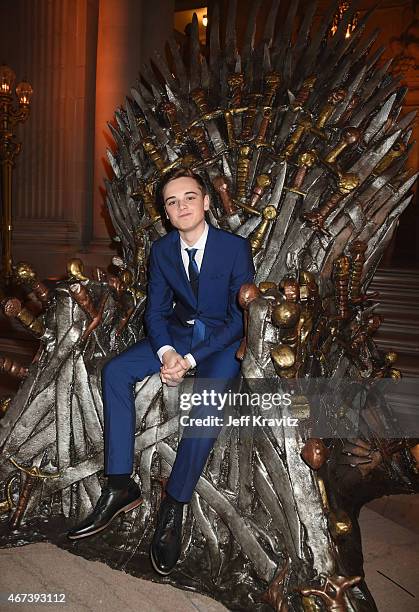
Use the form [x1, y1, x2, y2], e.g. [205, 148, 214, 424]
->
[144, 224, 255, 364]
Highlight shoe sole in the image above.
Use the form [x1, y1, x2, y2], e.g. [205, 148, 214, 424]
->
[150, 545, 176, 576]
[67, 497, 143, 541]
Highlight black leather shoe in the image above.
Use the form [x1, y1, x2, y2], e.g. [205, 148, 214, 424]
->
[150, 496, 184, 575]
[67, 481, 142, 540]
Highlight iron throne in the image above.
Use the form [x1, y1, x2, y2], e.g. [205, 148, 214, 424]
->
[0, 1, 418, 610]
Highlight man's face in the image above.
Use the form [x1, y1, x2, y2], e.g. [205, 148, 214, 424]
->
[163, 176, 209, 232]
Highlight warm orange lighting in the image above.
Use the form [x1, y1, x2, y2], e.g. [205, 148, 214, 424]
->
[174, 7, 208, 43]
[330, 2, 358, 39]
[0, 65, 16, 95]
[16, 81, 33, 106]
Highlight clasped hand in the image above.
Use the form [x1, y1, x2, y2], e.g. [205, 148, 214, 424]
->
[160, 350, 191, 387]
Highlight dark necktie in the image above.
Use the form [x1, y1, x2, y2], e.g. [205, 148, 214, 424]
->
[185, 247, 205, 346]
[186, 248, 199, 297]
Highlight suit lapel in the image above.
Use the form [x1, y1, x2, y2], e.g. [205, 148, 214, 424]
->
[198, 225, 217, 303]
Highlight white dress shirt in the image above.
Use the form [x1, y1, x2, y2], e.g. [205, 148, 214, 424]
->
[157, 222, 209, 369]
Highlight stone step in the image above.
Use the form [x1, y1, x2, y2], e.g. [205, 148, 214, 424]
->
[367, 268, 419, 375]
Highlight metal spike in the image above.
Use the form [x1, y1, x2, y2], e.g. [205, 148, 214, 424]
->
[153, 50, 177, 91]
[329, 21, 367, 74]
[364, 93, 397, 144]
[352, 27, 379, 63]
[222, 155, 233, 184]
[209, 3, 221, 80]
[168, 36, 188, 94]
[273, 0, 299, 69]
[133, 81, 153, 104]
[361, 58, 393, 103]
[130, 86, 168, 145]
[114, 109, 128, 135]
[141, 62, 163, 99]
[106, 182, 131, 243]
[397, 83, 409, 100]
[283, 46, 294, 88]
[150, 83, 163, 105]
[125, 98, 141, 146]
[242, 0, 262, 67]
[201, 55, 210, 90]
[365, 45, 385, 72]
[350, 129, 401, 183]
[260, 0, 281, 49]
[332, 66, 366, 124]
[225, 0, 238, 71]
[298, 0, 340, 77]
[190, 12, 201, 91]
[165, 84, 182, 111]
[165, 144, 178, 163]
[106, 151, 121, 179]
[108, 123, 132, 174]
[351, 78, 400, 127]
[262, 44, 272, 73]
[292, 0, 318, 70]
[131, 85, 152, 112]
[401, 128, 413, 145]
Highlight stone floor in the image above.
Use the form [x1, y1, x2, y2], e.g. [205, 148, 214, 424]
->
[360, 506, 419, 612]
[0, 507, 418, 611]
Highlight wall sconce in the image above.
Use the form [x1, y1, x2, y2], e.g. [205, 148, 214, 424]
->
[0, 65, 33, 280]
[330, 1, 358, 39]
[16, 82, 33, 107]
[202, 14, 208, 27]
[0, 65, 16, 95]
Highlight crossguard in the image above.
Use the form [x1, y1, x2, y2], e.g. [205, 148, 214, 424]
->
[10, 457, 60, 479]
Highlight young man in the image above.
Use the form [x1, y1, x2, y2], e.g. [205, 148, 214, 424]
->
[67, 168, 255, 575]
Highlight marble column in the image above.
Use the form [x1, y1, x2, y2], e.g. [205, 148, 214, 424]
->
[91, 0, 174, 251]
[0, 0, 99, 278]
[0, 0, 175, 277]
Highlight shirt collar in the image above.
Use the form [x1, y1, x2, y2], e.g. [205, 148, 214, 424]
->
[179, 221, 209, 251]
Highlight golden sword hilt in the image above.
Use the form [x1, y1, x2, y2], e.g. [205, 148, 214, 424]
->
[293, 75, 317, 109]
[373, 141, 407, 176]
[236, 145, 252, 201]
[315, 88, 347, 128]
[249, 205, 277, 254]
[289, 150, 317, 195]
[303, 172, 359, 231]
[263, 72, 281, 107]
[349, 240, 367, 304]
[333, 255, 351, 320]
[9, 458, 60, 530]
[324, 127, 361, 163]
[14, 261, 50, 305]
[189, 125, 211, 160]
[162, 102, 183, 143]
[227, 73, 245, 107]
[250, 174, 271, 208]
[3, 297, 45, 337]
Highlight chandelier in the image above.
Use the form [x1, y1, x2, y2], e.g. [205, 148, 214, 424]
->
[330, 1, 359, 38]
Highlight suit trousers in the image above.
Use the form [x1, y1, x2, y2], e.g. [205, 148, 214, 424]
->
[102, 324, 241, 502]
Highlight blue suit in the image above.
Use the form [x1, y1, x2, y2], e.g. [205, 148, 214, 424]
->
[102, 224, 255, 502]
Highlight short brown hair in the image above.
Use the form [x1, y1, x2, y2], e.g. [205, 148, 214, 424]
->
[156, 167, 207, 213]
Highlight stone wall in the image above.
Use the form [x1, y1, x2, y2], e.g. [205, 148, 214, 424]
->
[0, 0, 174, 278]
